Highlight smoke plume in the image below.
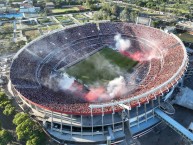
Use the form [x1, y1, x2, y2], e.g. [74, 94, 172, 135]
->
[107, 76, 127, 98]
[42, 33, 164, 103]
[114, 33, 162, 61]
[114, 34, 131, 51]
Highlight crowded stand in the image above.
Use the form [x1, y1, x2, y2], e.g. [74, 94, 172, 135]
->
[10, 22, 187, 115]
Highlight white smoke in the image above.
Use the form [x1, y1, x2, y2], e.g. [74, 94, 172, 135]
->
[107, 76, 127, 98]
[143, 48, 162, 61]
[41, 73, 57, 91]
[42, 72, 75, 91]
[58, 73, 75, 90]
[114, 33, 163, 61]
[114, 33, 131, 51]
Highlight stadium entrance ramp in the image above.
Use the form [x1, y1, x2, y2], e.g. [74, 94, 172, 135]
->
[155, 108, 193, 144]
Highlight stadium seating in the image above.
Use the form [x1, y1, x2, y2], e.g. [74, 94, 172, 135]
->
[10, 22, 187, 115]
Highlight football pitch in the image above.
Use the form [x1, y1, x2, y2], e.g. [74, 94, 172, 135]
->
[66, 47, 138, 85]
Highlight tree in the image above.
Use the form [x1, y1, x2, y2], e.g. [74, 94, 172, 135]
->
[93, 2, 121, 21]
[0, 121, 1, 130]
[111, 4, 119, 17]
[0, 130, 12, 145]
[152, 20, 161, 28]
[26, 132, 45, 145]
[3, 104, 15, 116]
[185, 13, 192, 19]
[13, 113, 29, 126]
[130, 11, 138, 22]
[136, 1, 147, 7]
[85, 0, 94, 9]
[0, 92, 6, 101]
[93, 10, 103, 20]
[55, 0, 63, 8]
[160, 0, 168, 3]
[120, 6, 131, 21]
[13, 113, 46, 144]
[16, 118, 35, 141]
[26, 137, 39, 145]
[0, 92, 15, 116]
[17, 40, 26, 46]
[101, 2, 111, 12]
[0, 100, 10, 108]
[33, 0, 38, 5]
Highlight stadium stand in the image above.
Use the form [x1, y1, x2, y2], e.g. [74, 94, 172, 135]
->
[10, 22, 187, 115]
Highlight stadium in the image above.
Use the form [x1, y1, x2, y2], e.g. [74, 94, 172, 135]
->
[10, 22, 188, 144]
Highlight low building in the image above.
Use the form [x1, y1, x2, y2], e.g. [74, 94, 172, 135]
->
[19, 6, 40, 13]
[0, 1, 6, 7]
[45, 2, 55, 9]
[23, 0, 33, 4]
[19, 0, 40, 13]
[0, 7, 6, 13]
[164, 26, 176, 33]
[11, 2, 23, 6]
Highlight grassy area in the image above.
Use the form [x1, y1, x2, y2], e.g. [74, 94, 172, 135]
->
[0, 22, 13, 33]
[176, 33, 193, 43]
[73, 14, 91, 23]
[52, 7, 79, 14]
[0, 40, 25, 54]
[23, 29, 40, 42]
[55, 15, 72, 22]
[73, 14, 86, 19]
[101, 48, 138, 69]
[62, 21, 75, 26]
[38, 17, 55, 25]
[0, 32, 18, 54]
[66, 48, 138, 85]
[165, 7, 189, 14]
[41, 26, 49, 33]
[48, 24, 61, 31]
[40, 25, 61, 34]
[55, 15, 75, 25]
[78, 19, 90, 23]
[16, 21, 38, 30]
[0, 33, 12, 39]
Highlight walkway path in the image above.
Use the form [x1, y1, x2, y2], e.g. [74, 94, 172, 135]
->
[52, 16, 64, 28]
[69, 14, 81, 24]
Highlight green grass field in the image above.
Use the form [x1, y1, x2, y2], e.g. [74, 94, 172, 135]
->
[176, 33, 193, 43]
[66, 48, 138, 85]
[52, 7, 79, 14]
